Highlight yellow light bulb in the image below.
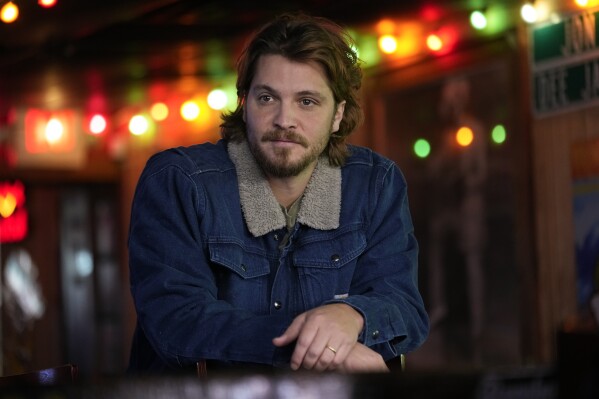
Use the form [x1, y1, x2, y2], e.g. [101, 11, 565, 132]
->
[45, 118, 64, 144]
[456, 126, 474, 147]
[129, 115, 149, 136]
[426, 34, 443, 52]
[181, 101, 201, 121]
[150, 102, 169, 121]
[378, 35, 398, 54]
[1, 2, 19, 24]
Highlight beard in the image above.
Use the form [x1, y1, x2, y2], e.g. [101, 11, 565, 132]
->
[248, 128, 329, 178]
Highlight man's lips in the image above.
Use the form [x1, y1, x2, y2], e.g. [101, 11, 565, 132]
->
[270, 138, 298, 144]
[262, 131, 308, 147]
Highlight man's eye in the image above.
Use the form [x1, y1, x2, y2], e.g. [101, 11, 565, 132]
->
[259, 95, 272, 102]
[301, 99, 315, 106]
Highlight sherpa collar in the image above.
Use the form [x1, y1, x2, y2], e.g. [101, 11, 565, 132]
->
[227, 140, 341, 237]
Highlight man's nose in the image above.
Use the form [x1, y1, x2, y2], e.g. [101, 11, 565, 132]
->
[273, 102, 297, 130]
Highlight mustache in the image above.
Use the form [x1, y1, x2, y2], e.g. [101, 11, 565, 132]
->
[261, 129, 309, 148]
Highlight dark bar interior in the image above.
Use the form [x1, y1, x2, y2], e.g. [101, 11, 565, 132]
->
[1, 1, 599, 398]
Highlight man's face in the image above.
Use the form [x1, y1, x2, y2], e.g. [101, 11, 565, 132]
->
[244, 54, 345, 178]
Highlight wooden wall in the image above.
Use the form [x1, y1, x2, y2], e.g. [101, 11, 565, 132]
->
[532, 106, 599, 361]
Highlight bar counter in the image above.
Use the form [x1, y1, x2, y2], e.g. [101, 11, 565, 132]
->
[0, 366, 559, 399]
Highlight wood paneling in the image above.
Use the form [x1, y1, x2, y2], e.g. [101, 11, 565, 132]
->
[532, 107, 599, 361]
[357, 34, 536, 367]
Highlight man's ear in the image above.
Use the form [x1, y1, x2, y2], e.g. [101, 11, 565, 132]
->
[332, 101, 346, 133]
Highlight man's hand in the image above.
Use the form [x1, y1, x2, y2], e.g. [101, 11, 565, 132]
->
[337, 343, 390, 373]
[272, 303, 363, 371]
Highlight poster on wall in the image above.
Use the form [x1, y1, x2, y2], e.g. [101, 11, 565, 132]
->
[571, 137, 599, 311]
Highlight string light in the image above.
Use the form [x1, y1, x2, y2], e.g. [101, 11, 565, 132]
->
[413, 138, 431, 158]
[574, 0, 599, 7]
[1, 0, 57, 24]
[45, 118, 64, 144]
[378, 34, 398, 54]
[38, 0, 57, 8]
[491, 124, 507, 144]
[456, 126, 474, 147]
[1, 2, 19, 23]
[534, 1, 551, 22]
[207, 89, 228, 110]
[426, 33, 444, 52]
[150, 102, 169, 121]
[129, 115, 149, 136]
[521, 2, 538, 23]
[181, 100, 201, 121]
[1, 1, 566, 156]
[470, 10, 488, 30]
[375, 18, 396, 35]
[89, 114, 107, 135]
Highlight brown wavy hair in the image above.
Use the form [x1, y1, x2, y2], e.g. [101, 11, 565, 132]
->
[220, 13, 363, 167]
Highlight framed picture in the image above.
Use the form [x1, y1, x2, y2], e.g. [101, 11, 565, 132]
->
[571, 137, 599, 312]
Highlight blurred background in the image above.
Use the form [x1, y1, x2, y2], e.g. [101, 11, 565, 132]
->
[1, 0, 598, 388]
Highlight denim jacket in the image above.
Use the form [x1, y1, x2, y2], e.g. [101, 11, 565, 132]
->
[128, 139, 429, 372]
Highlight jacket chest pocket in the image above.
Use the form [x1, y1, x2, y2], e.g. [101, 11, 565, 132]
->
[208, 241, 271, 312]
[293, 229, 366, 308]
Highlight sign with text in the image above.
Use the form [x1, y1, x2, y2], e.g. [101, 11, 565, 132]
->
[531, 9, 599, 116]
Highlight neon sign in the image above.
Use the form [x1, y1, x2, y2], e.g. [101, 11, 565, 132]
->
[0, 180, 28, 243]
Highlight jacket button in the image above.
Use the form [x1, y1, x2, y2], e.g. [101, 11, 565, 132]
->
[372, 330, 380, 339]
[331, 254, 340, 262]
[273, 234, 279, 241]
[240, 264, 247, 272]
[273, 301, 282, 310]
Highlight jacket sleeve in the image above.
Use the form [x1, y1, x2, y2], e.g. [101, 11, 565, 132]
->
[327, 162, 429, 360]
[128, 157, 293, 369]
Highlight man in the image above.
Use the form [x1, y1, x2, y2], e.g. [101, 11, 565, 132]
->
[128, 13, 428, 374]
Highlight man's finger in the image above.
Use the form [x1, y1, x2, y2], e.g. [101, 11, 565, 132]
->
[289, 326, 319, 370]
[272, 313, 306, 347]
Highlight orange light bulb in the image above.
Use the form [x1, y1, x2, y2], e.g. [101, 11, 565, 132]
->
[456, 126, 474, 147]
[1, 2, 19, 23]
